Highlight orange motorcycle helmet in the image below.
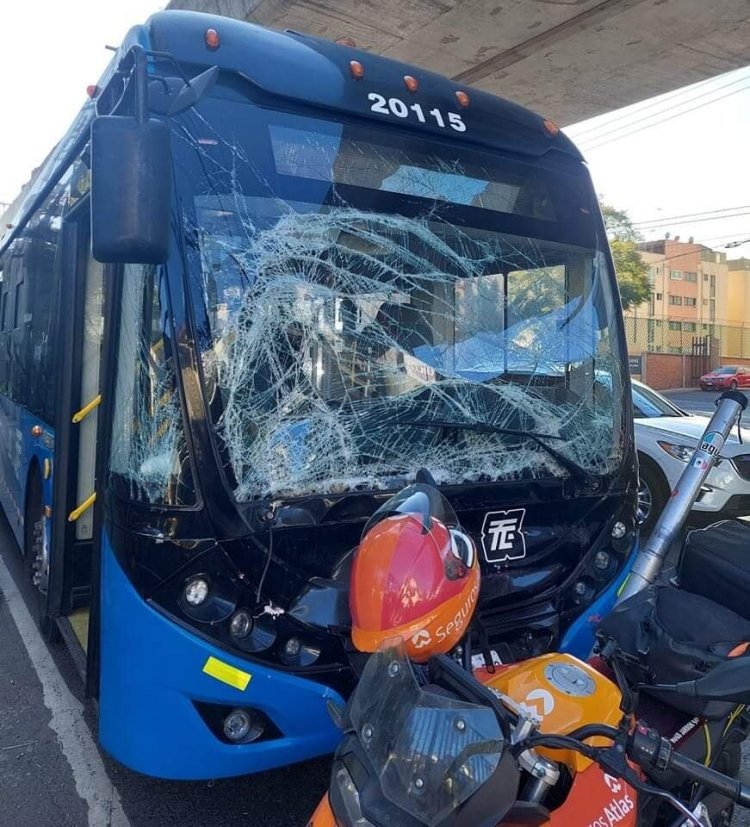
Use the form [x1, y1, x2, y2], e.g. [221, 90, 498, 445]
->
[350, 481, 480, 662]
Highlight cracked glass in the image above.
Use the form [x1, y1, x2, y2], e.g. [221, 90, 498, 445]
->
[173, 91, 625, 502]
[110, 263, 195, 505]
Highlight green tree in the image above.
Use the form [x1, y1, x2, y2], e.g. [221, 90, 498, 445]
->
[600, 204, 651, 311]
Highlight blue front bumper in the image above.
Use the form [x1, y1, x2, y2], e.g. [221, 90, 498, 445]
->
[99, 538, 344, 779]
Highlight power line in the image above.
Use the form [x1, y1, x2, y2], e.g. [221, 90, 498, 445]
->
[571, 72, 750, 141]
[627, 205, 750, 228]
[606, 207, 750, 236]
[633, 211, 750, 230]
[577, 83, 750, 153]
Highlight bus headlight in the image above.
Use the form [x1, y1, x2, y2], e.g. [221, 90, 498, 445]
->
[611, 521, 627, 540]
[185, 576, 209, 606]
[178, 573, 237, 623]
[223, 709, 252, 741]
[220, 708, 265, 744]
[230, 609, 253, 639]
[280, 635, 321, 667]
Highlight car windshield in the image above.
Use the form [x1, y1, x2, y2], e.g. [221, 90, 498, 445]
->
[632, 382, 683, 418]
[714, 367, 738, 375]
[173, 90, 626, 501]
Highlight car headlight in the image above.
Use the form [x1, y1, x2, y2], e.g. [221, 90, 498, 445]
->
[656, 441, 695, 463]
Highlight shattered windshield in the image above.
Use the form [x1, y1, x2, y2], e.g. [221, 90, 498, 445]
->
[173, 92, 625, 501]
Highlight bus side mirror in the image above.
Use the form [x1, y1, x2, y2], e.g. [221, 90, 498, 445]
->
[90, 115, 172, 264]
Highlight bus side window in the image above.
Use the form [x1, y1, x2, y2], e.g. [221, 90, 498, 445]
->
[0, 280, 7, 332]
[4, 181, 67, 422]
[0, 267, 7, 394]
[109, 264, 196, 506]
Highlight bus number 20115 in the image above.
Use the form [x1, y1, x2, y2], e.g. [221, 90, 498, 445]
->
[367, 93, 467, 132]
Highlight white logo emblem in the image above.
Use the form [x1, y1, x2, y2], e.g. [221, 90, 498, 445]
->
[411, 629, 432, 649]
[604, 774, 623, 794]
[519, 688, 555, 720]
[481, 509, 527, 563]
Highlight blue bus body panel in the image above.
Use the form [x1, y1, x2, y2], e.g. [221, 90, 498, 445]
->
[558, 541, 639, 659]
[99, 535, 344, 779]
[0, 396, 54, 550]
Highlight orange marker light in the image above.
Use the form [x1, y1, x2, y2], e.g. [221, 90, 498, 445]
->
[86, 85, 100, 99]
[205, 28, 220, 50]
[350, 60, 365, 80]
[403, 75, 419, 93]
[543, 118, 560, 136]
[455, 90, 470, 108]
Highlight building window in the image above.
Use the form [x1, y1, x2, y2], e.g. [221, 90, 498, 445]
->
[656, 292, 663, 300]
[669, 321, 681, 331]
[683, 322, 696, 331]
[670, 270, 682, 280]
[684, 297, 697, 307]
[669, 295, 683, 306]
[684, 272, 697, 282]
[703, 273, 709, 281]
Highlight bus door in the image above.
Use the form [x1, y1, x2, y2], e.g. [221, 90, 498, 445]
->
[49, 204, 105, 674]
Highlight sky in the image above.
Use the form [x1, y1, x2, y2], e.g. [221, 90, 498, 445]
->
[1, 2, 748, 256]
[565, 67, 750, 255]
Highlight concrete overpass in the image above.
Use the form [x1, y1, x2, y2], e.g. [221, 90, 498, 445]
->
[167, 0, 750, 125]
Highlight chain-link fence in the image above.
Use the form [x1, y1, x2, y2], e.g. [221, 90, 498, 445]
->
[624, 316, 750, 361]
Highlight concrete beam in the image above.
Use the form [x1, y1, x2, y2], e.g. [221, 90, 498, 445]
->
[167, 0, 750, 124]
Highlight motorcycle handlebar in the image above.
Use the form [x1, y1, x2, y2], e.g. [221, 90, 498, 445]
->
[629, 725, 750, 808]
[667, 751, 750, 809]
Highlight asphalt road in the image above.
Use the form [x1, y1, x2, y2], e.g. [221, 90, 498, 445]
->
[0, 511, 330, 827]
[661, 387, 728, 417]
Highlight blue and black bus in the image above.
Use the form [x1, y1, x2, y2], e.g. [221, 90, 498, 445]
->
[0, 10, 637, 779]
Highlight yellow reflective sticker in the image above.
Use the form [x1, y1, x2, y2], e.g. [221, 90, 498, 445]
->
[202, 656, 252, 691]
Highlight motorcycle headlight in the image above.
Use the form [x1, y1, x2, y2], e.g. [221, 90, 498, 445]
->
[330, 764, 374, 827]
[656, 441, 694, 463]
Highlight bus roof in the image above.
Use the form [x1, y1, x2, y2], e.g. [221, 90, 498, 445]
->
[1, 9, 584, 257]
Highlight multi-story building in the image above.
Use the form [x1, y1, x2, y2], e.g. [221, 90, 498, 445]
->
[637, 238, 728, 325]
[726, 258, 750, 325]
[623, 238, 730, 364]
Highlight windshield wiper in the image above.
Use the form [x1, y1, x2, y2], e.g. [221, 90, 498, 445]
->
[396, 419, 593, 485]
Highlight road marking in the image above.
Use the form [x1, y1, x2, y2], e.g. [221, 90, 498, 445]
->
[0, 555, 131, 827]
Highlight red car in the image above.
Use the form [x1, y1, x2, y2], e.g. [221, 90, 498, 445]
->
[699, 365, 750, 391]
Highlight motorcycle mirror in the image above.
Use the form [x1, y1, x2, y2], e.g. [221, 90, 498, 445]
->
[666, 658, 750, 704]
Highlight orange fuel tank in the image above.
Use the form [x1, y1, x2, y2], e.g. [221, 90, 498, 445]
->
[479, 653, 623, 773]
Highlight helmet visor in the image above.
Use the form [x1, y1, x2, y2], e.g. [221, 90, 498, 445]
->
[362, 483, 459, 540]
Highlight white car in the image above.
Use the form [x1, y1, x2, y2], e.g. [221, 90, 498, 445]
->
[633, 379, 750, 531]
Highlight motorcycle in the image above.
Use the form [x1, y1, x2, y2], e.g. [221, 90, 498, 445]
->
[309, 390, 750, 827]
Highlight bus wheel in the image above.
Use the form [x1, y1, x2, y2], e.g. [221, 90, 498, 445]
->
[24, 472, 60, 643]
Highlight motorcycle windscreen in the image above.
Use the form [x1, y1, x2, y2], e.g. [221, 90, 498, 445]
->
[348, 641, 506, 826]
